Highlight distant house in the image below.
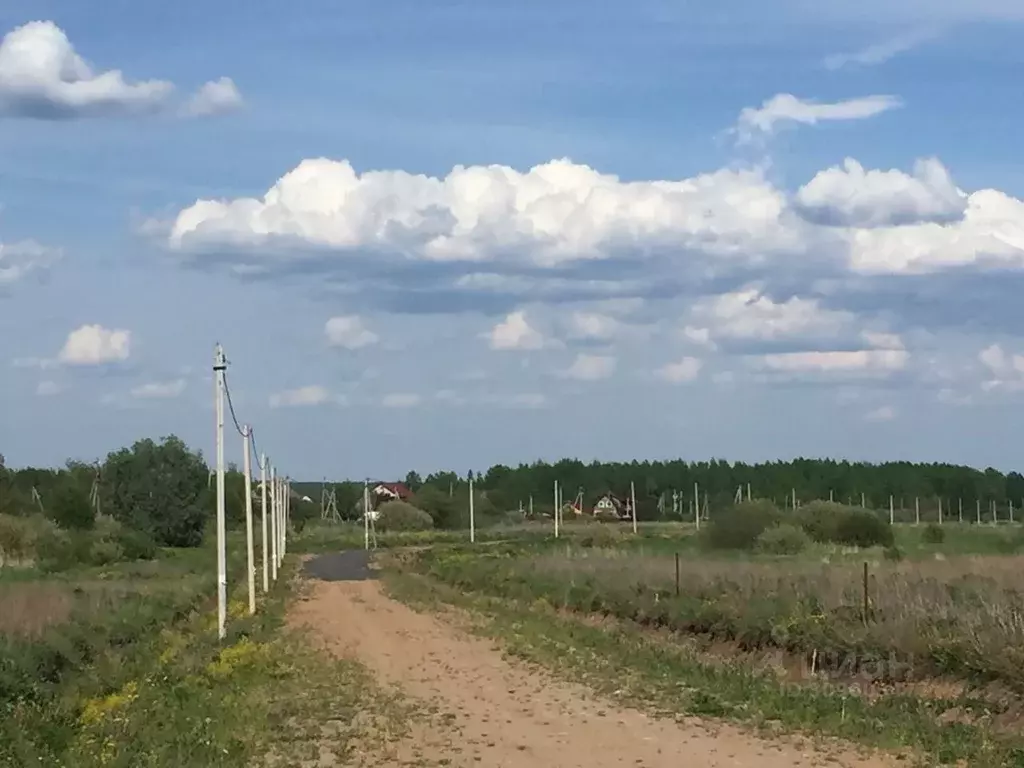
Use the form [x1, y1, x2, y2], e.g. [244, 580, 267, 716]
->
[593, 492, 632, 520]
[372, 482, 413, 503]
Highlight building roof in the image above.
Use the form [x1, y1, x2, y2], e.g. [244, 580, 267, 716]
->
[373, 481, 413, 499]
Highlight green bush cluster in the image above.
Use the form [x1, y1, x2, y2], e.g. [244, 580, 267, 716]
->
[922, 523, 946, 544]
[0, 514, 157, 572]
[374, 501, 434, 532]
[703, 500, 782, 550]
[704, 500, 894, 552]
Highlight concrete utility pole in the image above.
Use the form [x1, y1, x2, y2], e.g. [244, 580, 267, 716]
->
[630, 481, 638, 535]
[243, 427, 255, 616]
[469, 474, 476, 543]
[261, 454, 268, 593]
[693, 482, 700, 531]
[554, 480, 560, 539]
[363, 481, 370, 550]
[270, 465, 278, 582]
[213, 344, 228, 641]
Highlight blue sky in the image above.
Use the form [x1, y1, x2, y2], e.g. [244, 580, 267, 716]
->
[3, 0, 1024, 479]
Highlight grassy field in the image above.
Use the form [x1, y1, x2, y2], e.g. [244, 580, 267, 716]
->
[0, 535, 415, 767]
[381, 520, 1024, 767]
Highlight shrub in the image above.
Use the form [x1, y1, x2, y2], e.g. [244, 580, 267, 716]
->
[0, 514, 36, 564]
[412, 486, 462, 529]
[93, 516, 157, 562]
[796, 501, 893, 548]
[88, 537, 124, 566]
[922, 523, 946, 544]
[289, 499, 317, 533]
[832, 508, 894, 548]
[795, 501, 848, 543]
[114, 526, 158, 561]
[101, 436, 208, 547]
[703, 500, 782, 550]
[49, 479, 95, 531]
[375, 501, 433, 532]
[34, 527, 84, 573]
[755, 524, 810, 555]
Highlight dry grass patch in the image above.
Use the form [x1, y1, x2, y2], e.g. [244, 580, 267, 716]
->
[0, 581, 74, 636]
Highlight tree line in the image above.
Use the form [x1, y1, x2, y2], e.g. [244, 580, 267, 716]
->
[303, 457, 1024, 523]
[1, 435, 320, 555]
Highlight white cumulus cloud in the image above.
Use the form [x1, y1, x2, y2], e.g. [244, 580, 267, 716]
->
[183, 77, 244, 117]
[269, 385, 332, 408]
[164, 154, 1024, 282]
[167, 157, 796, 266]
[325, 315, 378, 349]
[0, 21, 173, 118]
[0, 21, 242, 120]
[690, 287, 852, 342]
[656, 357, 704, 383]
[489, 311, 545, 350]
[795, 158, 965, 228]
[563, 354, 616, 381]
[845, 188, 1024, 273]
[735, 93, 901, 143]
[57, 324, 131, 365]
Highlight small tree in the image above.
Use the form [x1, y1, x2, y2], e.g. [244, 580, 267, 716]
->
[101, 435, 209, 547]
[49, 477, 95, 531]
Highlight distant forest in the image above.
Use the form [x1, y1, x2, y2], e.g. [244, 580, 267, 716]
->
[296, 458, 1024, 521]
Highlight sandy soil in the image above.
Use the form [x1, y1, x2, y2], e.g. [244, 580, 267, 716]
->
[289, 577, 898, 768]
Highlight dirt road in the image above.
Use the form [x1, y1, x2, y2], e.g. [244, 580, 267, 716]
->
[290, 559, 895, 768]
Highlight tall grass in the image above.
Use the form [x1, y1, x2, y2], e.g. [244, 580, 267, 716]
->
[419, 546, 1024, 691]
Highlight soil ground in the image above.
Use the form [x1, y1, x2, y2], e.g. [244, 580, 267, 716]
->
[289, 552, 897, 767]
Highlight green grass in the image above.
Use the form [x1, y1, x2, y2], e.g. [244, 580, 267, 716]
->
[0, 538, 418, 767]
[383, 541, 1024, 767]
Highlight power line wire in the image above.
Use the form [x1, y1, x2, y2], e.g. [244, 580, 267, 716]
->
[221, 370, 247, 438]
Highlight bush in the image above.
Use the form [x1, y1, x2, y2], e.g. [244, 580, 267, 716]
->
[34, 527, 87, 573]
[88, 536, 124, 566]
[703, 500, 782, 551]
[796, 501, 893, 548]
[412, 486, 462, 529]
[832, 508, 894, 548]
[922, 523, 946, 544]
[49, 479, 95, 531]
[115, 526, 158, 561]
[0, 514, 37, 564]
[101, 436, 208, 547]
[795, 501, 848, 543]
[755, 524, 810, 555]
[375, 501, 434, 532]
[289, 498, 317, 533]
